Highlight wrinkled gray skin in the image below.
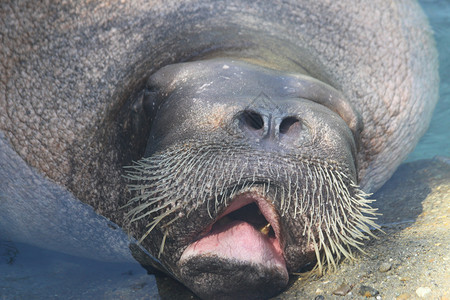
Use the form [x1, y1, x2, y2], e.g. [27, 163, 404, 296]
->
[0, 1, 438, 299]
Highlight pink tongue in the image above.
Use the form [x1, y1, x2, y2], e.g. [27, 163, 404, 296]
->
[180, 220, 286, 271]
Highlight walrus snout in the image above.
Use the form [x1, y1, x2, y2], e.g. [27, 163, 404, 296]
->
[236, 110, 302, 140]
[123, 58, 379, 298]
[235, 108, 304, 150]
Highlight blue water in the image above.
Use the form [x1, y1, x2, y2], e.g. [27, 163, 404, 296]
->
[1, 1, 449, 299]
[0, 241, 159, 299]
[407, 0, 450, 161]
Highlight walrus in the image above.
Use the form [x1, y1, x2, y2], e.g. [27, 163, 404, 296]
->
[0, 0, 438, 299]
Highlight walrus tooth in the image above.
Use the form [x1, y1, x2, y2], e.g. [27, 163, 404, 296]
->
[260, 223, 271, 235]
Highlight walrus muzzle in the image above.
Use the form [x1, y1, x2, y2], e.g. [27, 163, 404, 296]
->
[124, 59, 378, 299]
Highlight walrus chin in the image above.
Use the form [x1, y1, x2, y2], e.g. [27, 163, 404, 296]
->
[178, 191, 289, 299]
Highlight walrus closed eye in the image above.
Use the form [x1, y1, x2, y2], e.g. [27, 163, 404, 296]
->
[124, 59, 379, 299]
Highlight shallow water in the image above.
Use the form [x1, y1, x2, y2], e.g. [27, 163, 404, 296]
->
[1, 1, 449, 299]
[407, 0, 450, 161]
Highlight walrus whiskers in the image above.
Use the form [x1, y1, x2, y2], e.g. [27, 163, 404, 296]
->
[124, 140, 379, 273]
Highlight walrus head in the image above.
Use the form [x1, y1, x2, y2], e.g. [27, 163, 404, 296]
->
[124, 58, 378, 299]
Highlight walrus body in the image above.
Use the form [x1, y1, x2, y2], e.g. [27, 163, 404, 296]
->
[0, 1, 438, 299]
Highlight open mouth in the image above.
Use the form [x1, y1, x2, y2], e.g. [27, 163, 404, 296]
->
[179, 191, 287, 274]
[214, 202, 276, 238]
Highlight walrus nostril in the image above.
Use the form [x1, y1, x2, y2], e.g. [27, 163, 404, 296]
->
[279, 116, 301, 135]
[241, 110, 264, 131]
